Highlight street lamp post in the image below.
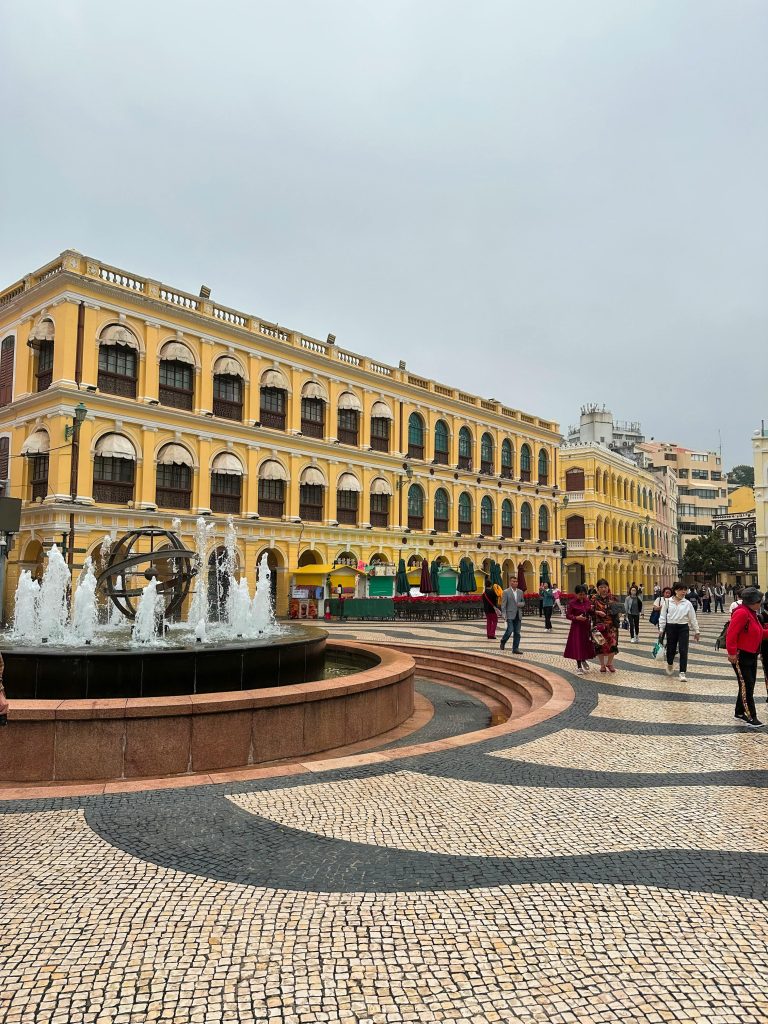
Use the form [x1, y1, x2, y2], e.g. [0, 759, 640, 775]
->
[65, 402, 87, 572]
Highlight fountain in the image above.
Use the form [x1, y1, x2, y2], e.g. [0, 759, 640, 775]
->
[0, 520, 415, 785]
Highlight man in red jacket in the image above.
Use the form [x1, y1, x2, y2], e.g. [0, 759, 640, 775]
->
[726, 586, 768, 728]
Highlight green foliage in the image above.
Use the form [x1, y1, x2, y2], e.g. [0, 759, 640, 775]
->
[680, 533, 738, 578]
[728, 464, 754, 487]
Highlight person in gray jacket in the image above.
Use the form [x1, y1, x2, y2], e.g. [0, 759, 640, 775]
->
[624, 585, 642, 643]
[499, 583, 525, 654]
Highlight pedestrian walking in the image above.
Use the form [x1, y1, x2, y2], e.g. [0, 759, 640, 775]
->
[624, 585, 642, 643]
[649, 586, 672, 628]
[729, 589, 742, 615]
[713, 584, 726, 613]
[541, 582, 555, 631]
[725, 586, 768, 728]
[686, 586, 700, 612]
[702, 585, 713, 613]
[591, 578, 619, 673]
[659, 582, 700, 681]
[482, 577, 500, 640]
[553, 584, 565, 618]
[564, 584, 594, 673]
[499, 580, 525, 654]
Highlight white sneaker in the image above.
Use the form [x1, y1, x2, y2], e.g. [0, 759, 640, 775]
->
[679, 672, 687, 681]
[630, 637, 638, 643]
[665, 663, 674, 676]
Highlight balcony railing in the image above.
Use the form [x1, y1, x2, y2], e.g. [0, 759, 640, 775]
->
[458, 521, 472, 535]
[213, 397, 243, 421]
[258, 499, 284, 518]
[458, 455, 472, 470]
[408, 515, 423, 530]
[520, 469, 531, 482]
[500, 466, 513, 479]
[260, 409, 286, 431]
[156, 487, 191, 510]
[337, 508, 357, 525]
[566, 539, 585, 551]
[481, 461, 494, 475]
[564, 491, 584, 502]
[538, 474, 548, 486]
[370, 511, 389, 528]
[31, 481, 48, 501]
[502, 525, 513, 538]
[93, 481, 134, 505]
[433, 450, 449, 465]
[301, 420, 324, 439]
[159, 384, 194, 411]
[36, 370, 53, 392]
[211, 494, 241, 515]
[299, 504, 323, 522]
[481, 522, 493, 536]
[433, 517, 448, 533]
[337, 427, 358, 446]
[408, 444, 424, 460]
[98, 370, 137, 399]
[370, 436, 389, 453]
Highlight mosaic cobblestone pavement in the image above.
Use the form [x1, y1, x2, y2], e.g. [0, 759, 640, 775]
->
[2, 612, 767, 1023]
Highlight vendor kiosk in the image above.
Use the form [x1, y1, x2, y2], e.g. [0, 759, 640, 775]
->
[289, 564, 366, 619]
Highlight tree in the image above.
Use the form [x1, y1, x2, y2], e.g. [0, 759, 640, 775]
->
[680, 533, 738, 579]
[728, 464, 754, 488]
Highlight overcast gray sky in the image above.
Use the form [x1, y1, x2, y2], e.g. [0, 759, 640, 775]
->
[2, 0, 766, 466]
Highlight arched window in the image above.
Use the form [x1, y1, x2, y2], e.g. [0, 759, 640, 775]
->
[501, 439, 513, 479]
[299, 466, 325, 522]
[718, 526, 728, 541]
[480, 433, 494, 474]
[407, 484, 425, 530]
[565, 467, 585, 492]
[458, 427, 473, 470]
[0, 336, 15, 407]
[623, 480, 628, 501]
[538, 505, 549, 540]
[458, 492, 472, 534]
[520, 501, 532, 540]
[748, 548, 757, 570]
[336, 472, 361, 525]
[210, 452, 243, 515]
[98, 325, 139, 398]
[213, 356, 244, 421]
[480, 495, 494, 536]
[408, 413, 425, 459]
[650, 528, 655, 550]
[301, 381, 328, 439]
[21, 428, 50, 501]
[258, 459, 288, 517]
[93, 433, 136, 505]
[733, 525, 744, 543]
[595, 469, 602, 492]
[337, 390, 362, 446]
[501, 499, 514, 538]
[156, 444, 193, 510]
[648, 492, 654, 512]
[520, 444, 532, 482]
[28, 319, 55, 393]
[158, 341, 195, 410]
[642, 488, 648, 509]
[370, 476, 392, 527]
[566, 515, 585, 540]
[537, 449, 549, 486]
[434, 420, 450, 465]
[736, 549, 746, 569]
[370, 401, 392, 452]
[433, 488, 449, 532]
[260, 369, 289, 430]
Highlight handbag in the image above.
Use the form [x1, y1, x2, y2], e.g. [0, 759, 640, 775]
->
[591, 629, 607, 647]
[621, 618, 629, 631]
[649, 607, 661, 626]
[652, 630, 666, 660]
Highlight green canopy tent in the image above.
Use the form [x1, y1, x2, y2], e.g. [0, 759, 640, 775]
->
[395, 558, 409, 595]
[540, 561, 551, 585]
[490, 560, 503, 588]
[458, 557, 477, 593]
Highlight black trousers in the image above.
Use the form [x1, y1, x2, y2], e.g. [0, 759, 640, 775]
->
[543, 606, 553, 629]
[628, 613, 640, 639]
[665, 624, 689, 671]
[733, 650, 758, 721]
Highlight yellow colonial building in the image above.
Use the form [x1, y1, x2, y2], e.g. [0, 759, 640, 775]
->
[0, 250, 562, 617]
[559, 443, 678, 595]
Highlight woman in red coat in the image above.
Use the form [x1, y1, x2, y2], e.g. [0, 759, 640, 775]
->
[726, 586, 768, 728]
[563, 584, 594, 673]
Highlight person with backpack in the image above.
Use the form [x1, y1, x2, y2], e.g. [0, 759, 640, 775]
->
[725, 586, 768, 729]
[659, 582, 700, 681]
[650, 586, 672, 628]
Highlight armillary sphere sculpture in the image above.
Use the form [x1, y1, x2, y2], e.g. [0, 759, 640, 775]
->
[96, 527, 197, 621]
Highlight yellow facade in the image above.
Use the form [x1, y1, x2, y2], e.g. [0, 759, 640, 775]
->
[558, 443, 678, 595]
[0, 250, 562, 617]
[753, 430, 768, 589]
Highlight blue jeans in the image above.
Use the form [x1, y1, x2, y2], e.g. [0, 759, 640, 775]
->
[500, 616, 521, 651]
